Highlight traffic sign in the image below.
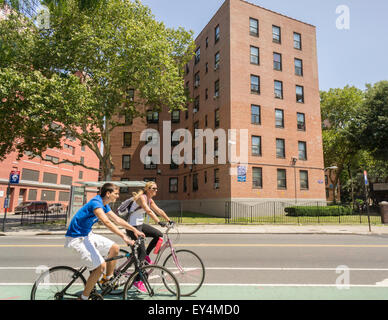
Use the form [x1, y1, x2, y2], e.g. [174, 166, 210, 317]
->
[9, 170, 20, 184]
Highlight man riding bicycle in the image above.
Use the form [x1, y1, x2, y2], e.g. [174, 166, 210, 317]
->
[64, 183, 145, 300]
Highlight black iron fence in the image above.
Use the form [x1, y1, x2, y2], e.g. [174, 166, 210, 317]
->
[20, 206, 67, 225]
[225, 201, 381, 225]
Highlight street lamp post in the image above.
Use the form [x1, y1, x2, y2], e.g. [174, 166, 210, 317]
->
[292, 157, 298, 205]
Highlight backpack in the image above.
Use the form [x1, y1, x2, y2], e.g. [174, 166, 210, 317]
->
[117, 197, 141, 221]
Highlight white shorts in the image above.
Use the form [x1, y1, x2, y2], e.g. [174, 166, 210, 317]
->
[64, 233, 115, 271]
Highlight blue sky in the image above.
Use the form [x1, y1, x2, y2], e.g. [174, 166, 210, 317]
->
[141, 0, 388, 92]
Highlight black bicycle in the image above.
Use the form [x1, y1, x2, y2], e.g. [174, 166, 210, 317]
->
[30, 238, 181, 300]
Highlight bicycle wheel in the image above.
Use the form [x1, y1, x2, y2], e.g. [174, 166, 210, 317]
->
[122, 265, 180, 300]
[163, 249, 205, 296]
[31, 266, 86, 300]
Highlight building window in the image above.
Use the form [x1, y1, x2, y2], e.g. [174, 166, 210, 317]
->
[273, 52, 282, 71]
[147, 110, 159, 123]
[195, 47, 200, 64]
[249, 17, 259, 36]
[251, 105, 261, 125]
[59, 191, 70, 202]
[298, 141, 307, 160]
[45, 154, 59, 164]
[215, 24, 220, 43]
[214, 169, 220, 189]
[22, 168, 39, 182]
[127, 88, 134, 101]
[297, 112, 306, 131]
[294, 32, 302, 50]
[183, 176, 187, 193]
[169, 178, 178, 193]
[205, 88, 208, 100]
[80, 156, 84, 165]
[296, 85, 304, 103]
[214, 138, 219, 157]
[272, 25, 281, 43]
[250, 46, 259, 65]
[214, 51, 220, 70]
[124, 113, 133, 125]
[204, 171, 207, 184]
[60, 175, 72, 185]
[194, 96, 200, 113]
[64, 143, 75, 154]
[300, 170, 309, 189]
[194, 71, 200, 88]
[123, 132, 132, 147]
[28, 189, 38, 200]
[41, 190, 56, 201]
[144, 156, 157, 170]
[170, 154, 179, 169]
[205, 37, 208, 48]
[250, 75, 260, 94]
[252, 167, 262, 189]
[120, 178, 129, 193]
[295, 58, 303, 76]
[275, 109, 284, 128]
[276, 138, 286, 158]
[214, 79, 220, 98]
[251, 136, 262, 156]
[43, 172, 57, 184]
[122, 155, 131, 170]
[205, 62, 208, 73]
[193, 174, 198, 191]
[215, 109, 220, 128]
[277, 169, 287, 189]
[171, 110, 180, 123]
[274, 80, 283, 99]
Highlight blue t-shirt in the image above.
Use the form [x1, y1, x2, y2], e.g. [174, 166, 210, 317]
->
[66, 195, 111, 237]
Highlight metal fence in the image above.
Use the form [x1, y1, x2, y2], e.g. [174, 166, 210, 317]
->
[20, 207, 67, 225]
[225, 201, 381, 225]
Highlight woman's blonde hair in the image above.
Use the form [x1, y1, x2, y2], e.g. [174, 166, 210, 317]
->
[132, 181, 156, 201]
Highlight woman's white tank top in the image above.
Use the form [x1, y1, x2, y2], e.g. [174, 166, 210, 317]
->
[128, 194, 150, 226]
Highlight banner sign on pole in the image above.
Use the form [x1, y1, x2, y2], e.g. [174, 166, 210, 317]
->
[9, 170, 20, 184]
[364, 170, 368, 185]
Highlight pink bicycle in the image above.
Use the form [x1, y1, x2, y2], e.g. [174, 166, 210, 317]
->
[115, 223, 205, 297]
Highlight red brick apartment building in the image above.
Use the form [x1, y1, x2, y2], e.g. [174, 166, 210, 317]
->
[110, 0, 326, 215]
[0, 142, 99, 214]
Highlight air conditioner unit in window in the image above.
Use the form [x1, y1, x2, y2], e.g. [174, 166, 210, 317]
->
[214, 64, 219, 71]
[193, 108, 198, 113]
[214, 182, 219, 189]
[214, 150, 219, 157]
[213, 93, 219, 99]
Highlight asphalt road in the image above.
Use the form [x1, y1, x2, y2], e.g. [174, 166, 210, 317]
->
[2, 233, 388, 300]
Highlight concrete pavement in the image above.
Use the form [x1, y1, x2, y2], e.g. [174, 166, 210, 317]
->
[1, 223, 388, 237]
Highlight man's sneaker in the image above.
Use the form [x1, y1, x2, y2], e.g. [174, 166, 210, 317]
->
[145, 255, 153, 264]
[133, 281, 147, 293]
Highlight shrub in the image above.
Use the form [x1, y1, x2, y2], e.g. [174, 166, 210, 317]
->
[285, 205, 353, 217]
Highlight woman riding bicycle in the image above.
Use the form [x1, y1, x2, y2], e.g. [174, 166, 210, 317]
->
[118, 181, 174, 292]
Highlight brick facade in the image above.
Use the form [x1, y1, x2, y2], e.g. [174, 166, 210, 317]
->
[110, 0, 326, 214]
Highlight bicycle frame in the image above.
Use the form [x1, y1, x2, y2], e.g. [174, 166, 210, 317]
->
[152, 225, 185, 273]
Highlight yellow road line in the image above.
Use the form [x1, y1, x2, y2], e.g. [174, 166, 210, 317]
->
[1, 244, 388, 248]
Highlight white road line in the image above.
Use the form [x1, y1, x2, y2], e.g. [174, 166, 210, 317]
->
[2, 267, 388, 271]
[1, 283, 388, 288]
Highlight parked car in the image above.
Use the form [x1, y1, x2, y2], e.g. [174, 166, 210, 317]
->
[48, 203, 66, 214]
[14, 201, 48, 215]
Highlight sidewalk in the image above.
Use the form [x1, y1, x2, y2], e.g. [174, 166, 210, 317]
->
[1, 223, 388, 237]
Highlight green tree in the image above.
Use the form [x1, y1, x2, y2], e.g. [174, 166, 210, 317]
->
[320, 86, 365, 202]
[352, 81, 388, 161]
[0, 0, 194, 180]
